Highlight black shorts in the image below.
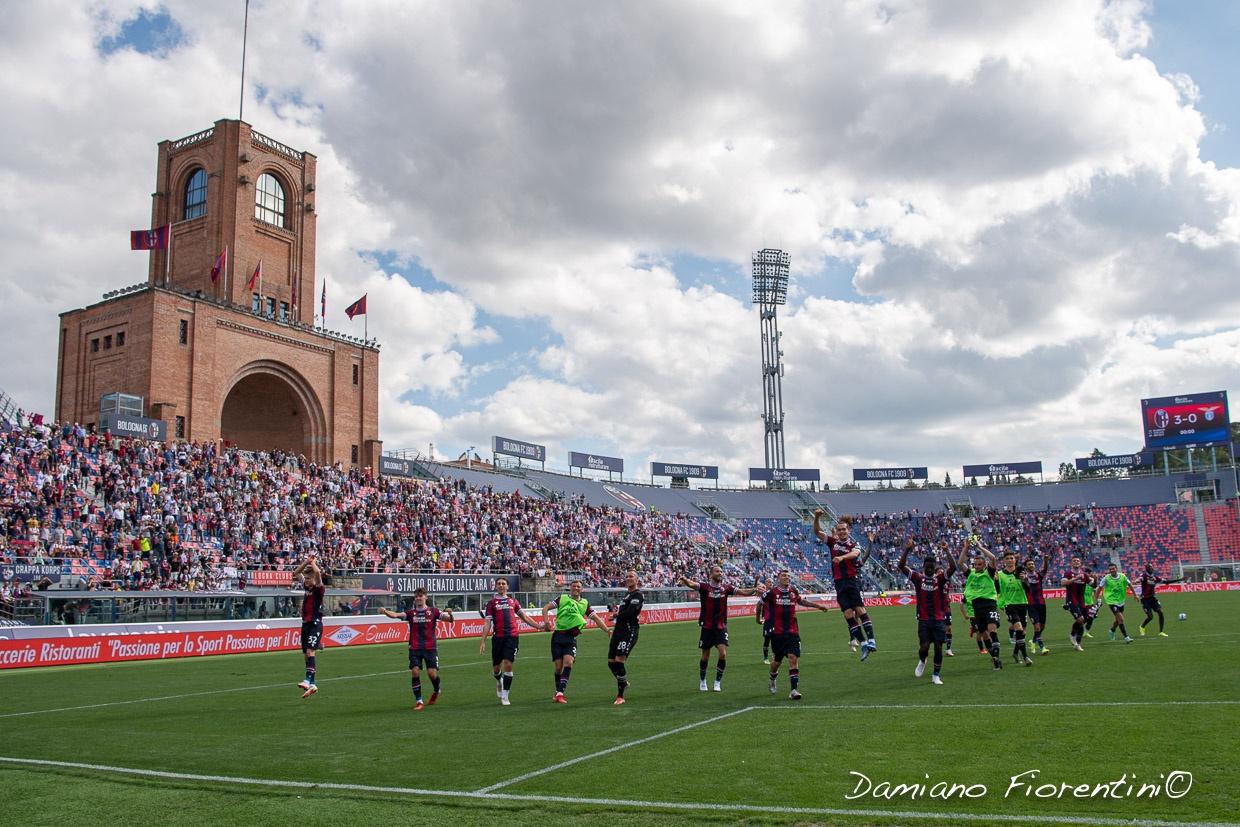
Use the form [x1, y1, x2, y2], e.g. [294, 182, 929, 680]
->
[943, 610, 952, 626]
[770, 633, 801, 660]
[698, 627, 729, 650]
[1065, 602, 1085, 620]
[608, 625, 639, 659]
[970, 598, 999, 627]
[1085, 604, 1099, 621]
[408, 648, 438, 670]
[1108, 603, 1126, 615]
[762, 621, 774, 639]
[551, 630, 579, 660]
[1005, 604, 1028, 626]
[836, 582, 865, 611]
[300, 620, 323, 651]
[918, 619, 947, 644]
[1027, 604, 1046, 625]
[1142, 597, 1162, 613]
[490, 635, 519, 666]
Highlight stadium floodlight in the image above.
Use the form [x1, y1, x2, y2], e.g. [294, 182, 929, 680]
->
[752, 249, 790, 477]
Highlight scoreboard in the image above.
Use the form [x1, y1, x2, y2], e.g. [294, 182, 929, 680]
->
[1141, 390, 1230, 449]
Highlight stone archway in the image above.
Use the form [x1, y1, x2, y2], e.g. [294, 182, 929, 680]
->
[220, 361, 326, 462]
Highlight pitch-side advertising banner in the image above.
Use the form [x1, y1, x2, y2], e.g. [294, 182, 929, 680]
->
[962, 461, 1043, 478]
[568, 451, 624, 474]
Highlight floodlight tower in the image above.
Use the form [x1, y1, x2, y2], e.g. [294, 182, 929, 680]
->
[752, 248, 790, 472]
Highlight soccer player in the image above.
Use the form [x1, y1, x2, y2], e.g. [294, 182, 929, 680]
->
[1138, 564, 1182, 637]
[676, 566, 760, 691]
[756, 569, 829, 700]
[956, 537, 1003, 669]
[542, 579, 611, 704]
[997, 551, 1033, 666]
[897, 538, 955, 684]
[479, 576, 544, 706]
[1095, 563, 1135, 643]
[380, 588, 454, 710]
[813, 510, 878, 660]
[608, 570, 644, 705]
[1023, 556, 1051, 655]
[756, 589, 774, 664]
[292, 555, 325, 698]
[1081, 567, 1100, 638]
[1061, 555, 1090, 651]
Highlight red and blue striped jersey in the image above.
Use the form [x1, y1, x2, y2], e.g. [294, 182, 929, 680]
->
[402, 606, 442, 650]
[484, 595, 522, 636]
[301, 585, 324, 622]
[696, 581, 735, 630]
[760, 586, 801, 635]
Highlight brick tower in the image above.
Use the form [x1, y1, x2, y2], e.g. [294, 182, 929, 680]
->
[55, 118, 381, 468]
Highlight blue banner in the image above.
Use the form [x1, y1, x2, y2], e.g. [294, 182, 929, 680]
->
[569, 451, 624, 474]
[379, 455, 417, 478]
[962, 461, 1043, 478]
[749, 467, 821, 482]
[651, 462, 718, 480]
[1074, 452, 1153, 472]
[100, 412, 168, 442]
[492, 435, 546, 463]
[851, 467, 928, 481]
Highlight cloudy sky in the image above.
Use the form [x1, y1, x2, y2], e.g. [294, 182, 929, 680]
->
[2, 0, 1237, 486]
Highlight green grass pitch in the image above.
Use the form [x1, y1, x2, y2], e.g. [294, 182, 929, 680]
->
[1, 593, 1238, 826]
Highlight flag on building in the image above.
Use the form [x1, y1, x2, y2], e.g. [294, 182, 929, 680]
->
[320, 283, 326, 319]
[345, 294, 367, 320]
[246, 259, 262, 292]
[130, 225, 171, 250]
[210, 247, 227, 283]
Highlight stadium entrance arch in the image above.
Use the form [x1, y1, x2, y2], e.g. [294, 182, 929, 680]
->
[220, 361, 326, 462]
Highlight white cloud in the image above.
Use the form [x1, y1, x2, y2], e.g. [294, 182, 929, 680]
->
[0, 0, 1236, 485]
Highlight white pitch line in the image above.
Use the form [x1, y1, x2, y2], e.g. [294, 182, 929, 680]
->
[0, 755, 1234, 827]
[0, 660, 487, 719]
[473, 705, 755, 793]
[752, 700, 1240, 712]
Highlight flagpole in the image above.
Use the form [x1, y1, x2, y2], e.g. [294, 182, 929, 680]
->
[164, 223, 172, 287]
[239, 0, 250, 121]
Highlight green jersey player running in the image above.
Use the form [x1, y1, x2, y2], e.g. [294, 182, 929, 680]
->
[1095, 563, 1136, 643]
[997, 551, 1033, 666]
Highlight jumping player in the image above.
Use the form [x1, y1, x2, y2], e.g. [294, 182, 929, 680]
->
[997, 551, 1033, 666]
[676, 567, 760, 691]
[897, 538, 956, 685]
[1096, 563, 1135, 643]
[812, 511, 877, 660]
[608, 570, 644, 705]
[1138, 564, 1181, 637]
[1062, 556, 1090, 651]
[380, 587, 454, 709]
[1023, 556, 1051, 654]
[957, 537, 1003, 669]
[480, 576, 544, 706]
[756, 569, 829, 700]
[542, 579, 611, 704]
[292, 555, 325, 698]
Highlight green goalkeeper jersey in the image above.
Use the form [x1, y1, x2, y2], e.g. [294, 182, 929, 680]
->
[964, 568, 998, 603]
[554, 594, 591, 632]
[997, 570, 1027, 608]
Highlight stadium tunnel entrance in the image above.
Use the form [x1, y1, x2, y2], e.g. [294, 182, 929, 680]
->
[220, 361, 326, 463]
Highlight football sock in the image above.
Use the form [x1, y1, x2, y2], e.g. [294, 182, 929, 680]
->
[847, 618, 865, 644]
[1157, 611, 1165, 632]
[699, 659, 709, 681]
[715, 658, 726, 683]
[1118, 623, 1128, 637]
[558, 666, 572, 693]
[861, 619, 875, 642]
[430, 675, 441, 693]
[305, 656, 316, 683]
[502, 671, 513, 691]
[554, 670, 562, 691]
[412, 680, 422, 701]
[1015, 630, 1026, 658]
[789, 668, 799, 690]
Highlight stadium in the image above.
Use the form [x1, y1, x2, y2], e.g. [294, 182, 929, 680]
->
[3, 5, 1240, 827]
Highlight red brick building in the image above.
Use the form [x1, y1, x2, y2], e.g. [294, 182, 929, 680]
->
[55, 118, 381, 468]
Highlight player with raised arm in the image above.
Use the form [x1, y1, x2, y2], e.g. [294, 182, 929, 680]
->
[957, 537, 1003, 670]
[813, 511, 877, 660]
[1023, 556, 1051, 655]
[997, 552, 1033, 666]
[676, 566, 760, 691]
[756, 569, 829, 700]
[542, 579, 611, 704]
[292, 555, 325, 698]
[608, 570, 644, 705]
[480, 576, 544, 706]
[1061, 555, 1090, 651]
[1096, 563, 1136, 643]
[898, 537, 956, 684]
[1138, 564, 1181, 637]
[380, 587, 454, 710]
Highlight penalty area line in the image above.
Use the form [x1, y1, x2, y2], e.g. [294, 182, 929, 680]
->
[0, 660, 488, 719]
[0, 755, 1234, 827]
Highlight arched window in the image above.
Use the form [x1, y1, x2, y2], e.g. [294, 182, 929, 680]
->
[255, 172, 286, 227]
[183, 167, 207, 220]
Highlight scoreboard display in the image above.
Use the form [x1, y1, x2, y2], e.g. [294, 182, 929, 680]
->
[1141, 390, 1230, 449]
